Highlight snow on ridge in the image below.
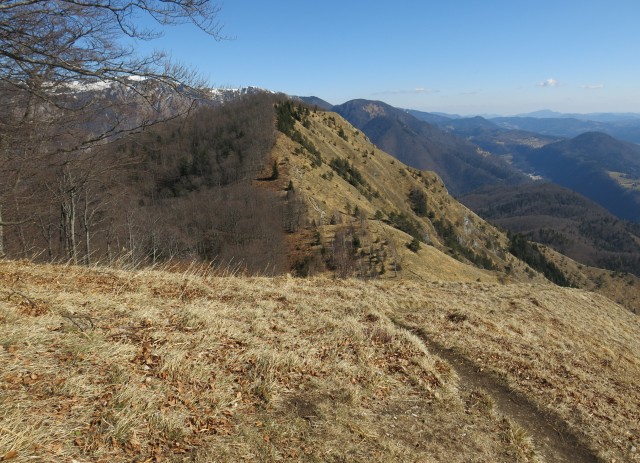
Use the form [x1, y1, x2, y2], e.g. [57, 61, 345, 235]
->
[204, 86, 278, 105]
[206, 86, 273, 96]
[66, 80, 113, 92]
[61, 78, 282, 108]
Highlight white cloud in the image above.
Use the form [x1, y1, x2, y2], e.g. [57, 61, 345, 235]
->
[581, 83, 604, 90]
[538, 78, 559, 88]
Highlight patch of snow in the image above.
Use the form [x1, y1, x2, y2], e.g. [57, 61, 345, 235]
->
[66, 80, 113, 92]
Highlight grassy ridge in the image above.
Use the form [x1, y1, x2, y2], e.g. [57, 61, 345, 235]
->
[1, 260, 639, 462]
[0, 261, 530, 462]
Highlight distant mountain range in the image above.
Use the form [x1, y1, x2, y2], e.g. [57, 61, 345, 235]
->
[406, 108, 640, 122]
[317, 96, 640, 222]
[429, 117, 640, 222]
[330, 99, 525, 196]
[489, 116, 640, 144]
[513, 109, 640, 122]
[399, 107, 640, 144]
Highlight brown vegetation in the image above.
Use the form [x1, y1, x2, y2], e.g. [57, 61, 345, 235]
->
[0, 95, 293, 273]
[390, 280, 640, 463]
[1, 260, 638, 462]
[270, 103, 536, 282]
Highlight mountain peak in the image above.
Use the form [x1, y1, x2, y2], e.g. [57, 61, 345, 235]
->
[571, 131, 618, 144]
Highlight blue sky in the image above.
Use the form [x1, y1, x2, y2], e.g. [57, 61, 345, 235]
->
[137, 0, 640, 115]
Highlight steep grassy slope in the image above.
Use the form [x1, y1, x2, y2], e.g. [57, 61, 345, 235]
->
[265, 104, 640, 310]
[269, 104, 540, 284]
[1, 260, 638, 462]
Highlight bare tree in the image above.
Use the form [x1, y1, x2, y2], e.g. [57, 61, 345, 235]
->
[1, 0, 224, 148]
[0, 0, 223, 88]
[0, 0, 224, 257]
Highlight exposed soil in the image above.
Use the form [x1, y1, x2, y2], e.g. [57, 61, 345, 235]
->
[394, 321, 601, 463]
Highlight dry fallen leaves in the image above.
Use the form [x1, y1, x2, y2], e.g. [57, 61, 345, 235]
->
[0, 450, 18, 461]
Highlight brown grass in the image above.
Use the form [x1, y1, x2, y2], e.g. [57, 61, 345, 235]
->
[0, 259, 555, 462]
[539, 244, 640, 314]
[271, 110, 540, 284]
[389, 280, 640, 463]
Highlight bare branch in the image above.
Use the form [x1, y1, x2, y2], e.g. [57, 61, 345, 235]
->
[0, 0, 224, 258]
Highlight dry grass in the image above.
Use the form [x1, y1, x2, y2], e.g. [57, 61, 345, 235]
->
[0, 260, 540, 462]
[389, 280, 640, 463]
[271, 110, 540, 284]
[539, 244, 640, 314]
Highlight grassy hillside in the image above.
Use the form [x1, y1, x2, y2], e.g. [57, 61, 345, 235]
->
[1, 260, 638, 462]
[269, 102, 541, 284]
[389, 279, 640, 463]
[3, 99, 638, 463]
[461, 182, 640, 278]
[265, 103, 640, 311]
[535, 244, 640, 313]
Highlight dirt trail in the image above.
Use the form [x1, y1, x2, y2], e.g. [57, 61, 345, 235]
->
[394, 321, 600, 463]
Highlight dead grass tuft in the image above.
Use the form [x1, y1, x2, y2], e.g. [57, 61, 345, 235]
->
[1, 260, 636, 461]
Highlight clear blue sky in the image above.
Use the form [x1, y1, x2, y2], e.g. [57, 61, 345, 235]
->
[137, 0, 640, 115]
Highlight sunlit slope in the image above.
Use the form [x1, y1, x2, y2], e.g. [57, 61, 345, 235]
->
[269, 105, 640, 312]
[270, 106, 541, 283]
[389, 279, 640, 463]
[537, 243, 640, 313]
[1, 261, 539, 462]
[1, 260, 638, 462]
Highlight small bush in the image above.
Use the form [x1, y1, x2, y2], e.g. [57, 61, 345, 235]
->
[407, 238, 421, 253]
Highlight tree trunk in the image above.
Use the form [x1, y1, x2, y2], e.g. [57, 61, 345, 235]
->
[84, 218, 91, 265]
[38, 217, 54, 261]
[0, 204, 4, 257]
[82, 190, 91, 265]
[13, 197, 28, 258]
[69, 190, 77, 264]
[60, 189, 79, 264]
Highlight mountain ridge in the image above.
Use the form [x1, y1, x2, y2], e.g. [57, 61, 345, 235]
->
[525, 131, 640, 222]
[332, 99, 527, 196]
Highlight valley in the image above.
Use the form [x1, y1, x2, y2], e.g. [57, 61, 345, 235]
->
[326, 98, 640, 283]
[609, 171, 640, 191]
